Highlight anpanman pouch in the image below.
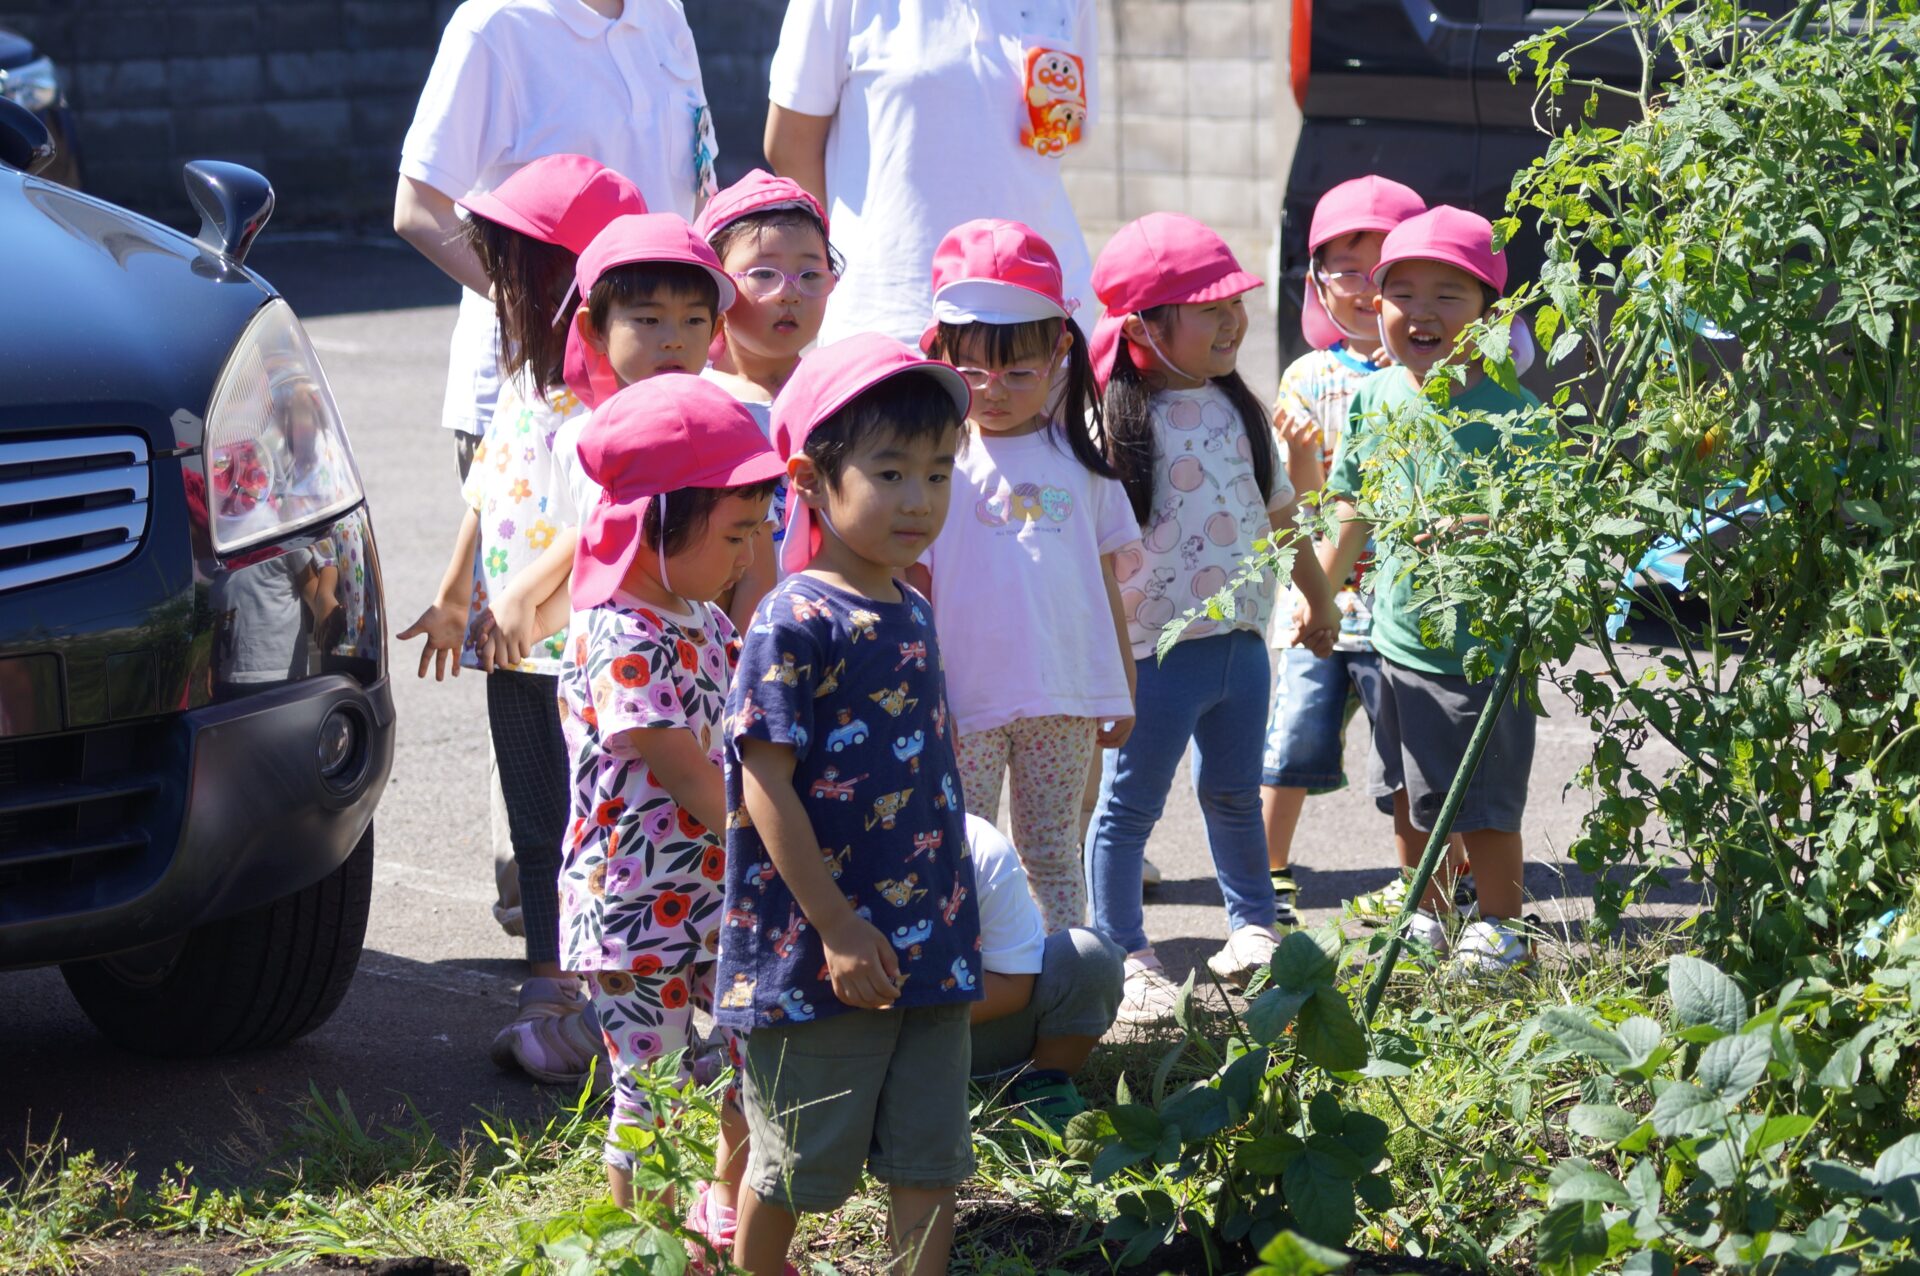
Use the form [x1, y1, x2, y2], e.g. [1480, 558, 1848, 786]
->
[1020, 46, 1087, 158]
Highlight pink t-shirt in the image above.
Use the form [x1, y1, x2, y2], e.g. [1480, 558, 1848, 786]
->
[922, 429, 1141, 736]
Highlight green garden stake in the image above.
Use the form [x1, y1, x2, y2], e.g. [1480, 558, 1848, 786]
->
[1360, 634, 1527, 1029]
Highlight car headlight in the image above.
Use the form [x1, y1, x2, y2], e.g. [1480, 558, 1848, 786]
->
[203, 299, 366, 556]
[1, 56, 61, 113]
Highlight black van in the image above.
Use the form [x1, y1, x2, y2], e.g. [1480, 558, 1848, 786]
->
[0, 103, 392, 1056]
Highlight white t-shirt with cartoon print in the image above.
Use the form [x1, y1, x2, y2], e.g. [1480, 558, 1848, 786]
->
[1115, 384, 1295, 659]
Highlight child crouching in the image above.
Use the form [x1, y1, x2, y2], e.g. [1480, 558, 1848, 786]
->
[717, 334, 982, 1276]
[555, 376, 784, 1218]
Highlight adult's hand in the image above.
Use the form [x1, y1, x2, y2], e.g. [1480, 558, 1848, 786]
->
[393, 175, 493, 297]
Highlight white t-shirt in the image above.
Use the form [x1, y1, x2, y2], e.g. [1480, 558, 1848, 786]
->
[1114, 385, 1296, 659]
[966, 815, 1046, 976]
[401, 0, 717, 434]
[768, 0, 1099, 347]
[922, 428, 1140, 735]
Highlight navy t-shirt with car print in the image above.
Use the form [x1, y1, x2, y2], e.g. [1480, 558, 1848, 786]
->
[716, 573, 983, 1030]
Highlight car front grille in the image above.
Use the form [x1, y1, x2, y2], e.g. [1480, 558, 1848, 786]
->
[0, 432, 152, 594]
[0, 720, 174, 922]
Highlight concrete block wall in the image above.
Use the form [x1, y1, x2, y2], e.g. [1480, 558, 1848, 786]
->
[0, 1, 446, 226]
[1064, 0, 1282, 253]
[0, 1, 1283, 245]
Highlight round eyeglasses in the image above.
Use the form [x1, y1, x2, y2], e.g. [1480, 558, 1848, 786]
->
[730, 266, 838, 299]
[953, 366, 1050, 392]
[1314, 267, 1376, 296]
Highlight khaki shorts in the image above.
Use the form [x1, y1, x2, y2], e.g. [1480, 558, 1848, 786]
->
[739, 1003, 974, 1212]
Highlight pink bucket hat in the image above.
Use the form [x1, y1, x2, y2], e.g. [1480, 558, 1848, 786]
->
[1372, 205, 1537, 372]
[456, 154, 648, 255]
[919, 218, 1073, 353]
[571, 374, 788, 611]
[693, 167, 829, 241]
[563, 213, 737, 409]
[1088, 213, 1263, 388]
[1300, 175, 1425, 350]
[769, 332, 971, 576]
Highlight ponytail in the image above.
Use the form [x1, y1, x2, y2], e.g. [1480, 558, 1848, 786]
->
[930, 317, 1116, 481]
[1101, 305, 1277, 526]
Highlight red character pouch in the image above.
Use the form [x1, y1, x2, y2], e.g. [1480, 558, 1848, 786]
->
[1020, 46, 1087, 158]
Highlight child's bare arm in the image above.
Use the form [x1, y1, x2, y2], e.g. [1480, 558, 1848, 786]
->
[1274, 500, 1339, 657]
[1098, 552, 1136, 748]
[971, 971, 1037, 1025]
[396, 506, 480, 681]
[737, 737, 903, 1010]
[483, 527, 580, 671]
[620, 726, 727, 835]
[1322, 498, 1372, 587]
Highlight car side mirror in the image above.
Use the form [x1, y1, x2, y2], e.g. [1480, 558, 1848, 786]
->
[183, 159, 274, 265]
[0, 99, 55, 175]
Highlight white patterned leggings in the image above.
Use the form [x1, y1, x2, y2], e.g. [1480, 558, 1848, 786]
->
[956, 715, 1100, 934]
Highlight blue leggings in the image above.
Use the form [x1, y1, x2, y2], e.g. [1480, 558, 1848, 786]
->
[1085, 630, 1277, 956]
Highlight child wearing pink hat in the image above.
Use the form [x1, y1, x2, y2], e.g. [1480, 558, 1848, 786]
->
[1321, 205, 1547, 974]
[715, 334, 981, 1276]
[395, 154, 645, 1086]
[477, 213, 738, 671]
[1084, 213, 1341, 1025]
[694, 169, 840, 631]
[555, 374, 784, 1233]
[1263, 176, 1426, 928]
[908, 218, 1139, 942]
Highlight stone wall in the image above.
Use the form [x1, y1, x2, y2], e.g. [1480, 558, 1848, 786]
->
[0, 1, 1281, 243]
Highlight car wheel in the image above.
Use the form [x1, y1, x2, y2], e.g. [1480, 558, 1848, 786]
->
[60, 824, 374, 1056]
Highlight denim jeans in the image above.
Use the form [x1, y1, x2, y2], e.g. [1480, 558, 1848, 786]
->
[1085, 629, 1277, 956]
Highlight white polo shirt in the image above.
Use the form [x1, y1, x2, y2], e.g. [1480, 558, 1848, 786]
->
[401, 0, 718, 434]
[769, 0, 1099, 348]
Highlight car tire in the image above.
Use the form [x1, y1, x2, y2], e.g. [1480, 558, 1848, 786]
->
[59, 824, 374, 1057]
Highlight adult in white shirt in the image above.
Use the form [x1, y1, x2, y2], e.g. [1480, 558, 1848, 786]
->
[967, 815, 1125, 1123]
[394, 0, 718, 478]
[764, 0, 1099, 347]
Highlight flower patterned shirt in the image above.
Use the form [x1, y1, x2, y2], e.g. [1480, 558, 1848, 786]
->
[715, 574, 983, 1030]
[1116, 384, 1295, 658]
[459, 373, 586, 675]
[1273, 345, 1382, 652]
[558, 596, 738, 974]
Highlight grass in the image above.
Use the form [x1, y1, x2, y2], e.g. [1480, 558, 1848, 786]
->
[0, 928, 1685, 1276]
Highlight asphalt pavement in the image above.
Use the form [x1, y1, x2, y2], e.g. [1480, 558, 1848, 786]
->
[0, 239, 1675, 1184]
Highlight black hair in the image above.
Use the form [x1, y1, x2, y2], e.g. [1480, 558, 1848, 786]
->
[641, 479, 783, 557]
[586, 261, 722, 334]
[802, 371, 966, 489]
[1102, 304, 1276, 526]
[707, 206, 844, 277]
[930, 316, 1115, 480]
[462, 214, 576, 393]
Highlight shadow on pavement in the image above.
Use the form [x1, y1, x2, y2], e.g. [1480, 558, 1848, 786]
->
[0, 949, 564, 1187]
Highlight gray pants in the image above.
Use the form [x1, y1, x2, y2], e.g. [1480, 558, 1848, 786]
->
[970, 927, 1126, 1078]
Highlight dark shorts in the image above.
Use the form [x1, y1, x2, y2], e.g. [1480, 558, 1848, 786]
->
[1367, 658, 1536, 834]
[738, 1003, 974, 1212]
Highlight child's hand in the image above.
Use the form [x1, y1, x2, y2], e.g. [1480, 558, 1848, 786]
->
[481, 583, 541, 672]
[1274, 409, 1321, 456]
[1097, 716, 1134, 749]
[821, 914, 904, 1010]
[1295, 606, 1339, 659]
[395, 602, 469, 681]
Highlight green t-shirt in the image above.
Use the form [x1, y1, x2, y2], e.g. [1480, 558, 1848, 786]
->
[1324, 369, 1544, 677]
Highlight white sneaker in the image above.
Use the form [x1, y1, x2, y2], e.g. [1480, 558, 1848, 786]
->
[1116, 951, 1182, 1026]
[1205, 925, 1281, 989]
[1453, 918, 1532, 975]
[1141, 856, 1164, 889]
[1400, 910, 1450, 957]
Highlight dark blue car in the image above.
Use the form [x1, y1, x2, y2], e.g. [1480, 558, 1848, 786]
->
[0, 103, 392, 1056]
